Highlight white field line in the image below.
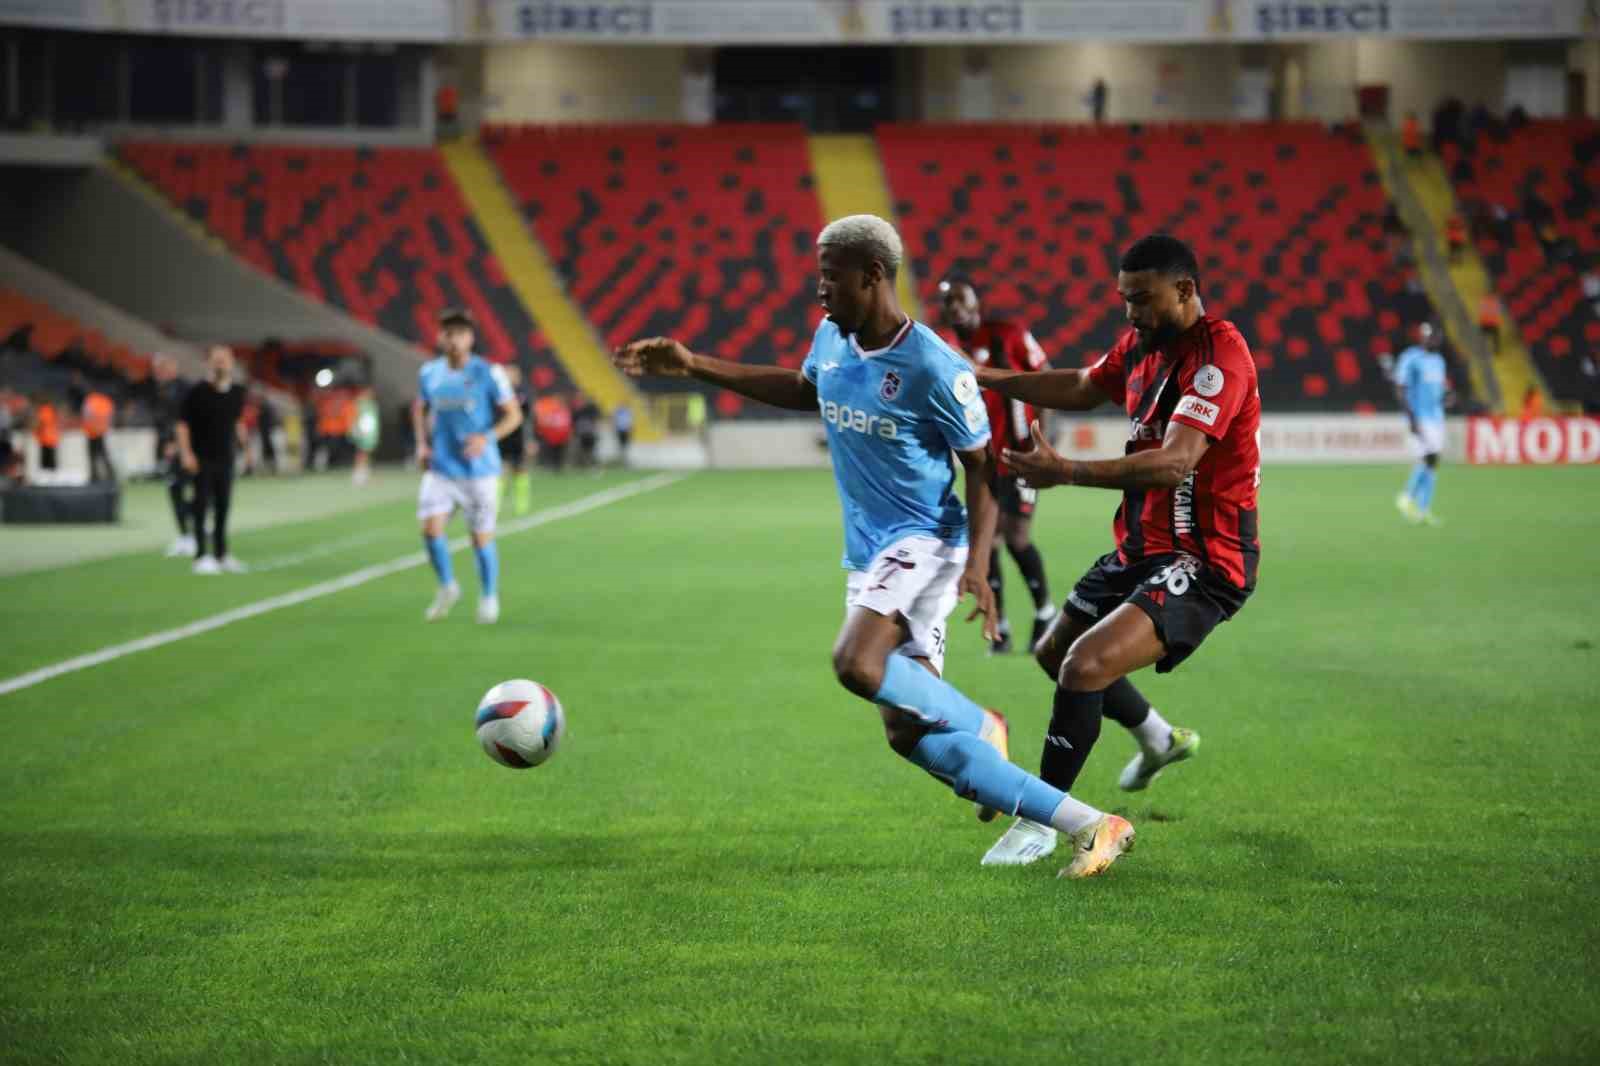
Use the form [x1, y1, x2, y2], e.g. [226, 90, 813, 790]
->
[245, 526, 402, 572]
[0, 473, 685, 699]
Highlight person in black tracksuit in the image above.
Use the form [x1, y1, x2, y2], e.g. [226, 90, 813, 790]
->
[177, 346, 248, 574]
[151, 356, 194, 556]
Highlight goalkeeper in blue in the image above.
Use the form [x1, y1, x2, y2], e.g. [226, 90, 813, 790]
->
[613, 215, 1134, 878]
[1393, 323, 1453, 526]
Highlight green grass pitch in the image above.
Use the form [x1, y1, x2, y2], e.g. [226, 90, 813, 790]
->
[1, 465, 1597, 1065]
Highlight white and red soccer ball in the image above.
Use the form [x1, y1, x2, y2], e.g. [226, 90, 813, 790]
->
[475, 679, 565, 769]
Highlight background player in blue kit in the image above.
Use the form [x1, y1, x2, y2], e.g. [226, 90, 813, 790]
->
[411, 308, 524, 624]
[614, 214, 1138, 879]
[1393, 323, 1452, 525]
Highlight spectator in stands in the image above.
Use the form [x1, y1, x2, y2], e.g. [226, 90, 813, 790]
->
[31, 394, 59, 472]
[349, 384, 379, 487]
[572, 392, 601, 469]
[1489, 201, 1514, 246]
[1431, 97, 1464, 154]
[151, 355, 194, 557]
[1382, 201, 1410, 262]
[0, 387, 17, 484]
[1522, 186, 1554, 231]
[1519, 385, 1544, 421]
[1445, 213, 1467, 265]
[1580, 353, 1600, 415]
[613, 404, 634, 464]
[534, 392, 573, 472]
[254, 388, 279, 475]
[177, 345, 249, 575]
[436, 82, 460, 139]
[1089, 79, 1107, 124]
[1477, 292, 1503, 355]
[1401, 112, 1422, 158]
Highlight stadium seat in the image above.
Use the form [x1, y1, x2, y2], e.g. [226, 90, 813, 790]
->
[484, 124, 824, 417]
[0, 288, 156, 420]
[878, 122, 1418, 413]
[1441, 119, 1600, 402]
[119, 143, 569, 390]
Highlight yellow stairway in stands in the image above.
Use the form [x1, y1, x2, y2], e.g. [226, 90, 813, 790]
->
[807, 134, 924, 319]
[440, 140, 657, 439]
[1401, 147, 1545, 411]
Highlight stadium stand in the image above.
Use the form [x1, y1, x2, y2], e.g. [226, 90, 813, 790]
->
[118, 143, 571, 392]
[878, 122, 1424, 413]
[1441, 119, 1600, 403]
[484, 123, 825, 417]
[1, 288, 153, 414]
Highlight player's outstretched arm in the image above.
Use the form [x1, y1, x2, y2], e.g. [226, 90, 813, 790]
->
[974, 366, 1107, 412]
[613, 337, 817, 412]
[954, 445, 1001, 641]
[1005, 420, 1209, 491]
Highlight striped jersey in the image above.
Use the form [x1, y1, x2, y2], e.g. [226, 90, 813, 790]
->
[1087, 316, 1262, 591]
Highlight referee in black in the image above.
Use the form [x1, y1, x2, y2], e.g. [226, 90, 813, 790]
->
[176, 345, 249, 575]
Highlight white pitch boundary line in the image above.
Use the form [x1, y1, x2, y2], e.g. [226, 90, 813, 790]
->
[0, 473, 686, 699]
[246, 526, 404, 573]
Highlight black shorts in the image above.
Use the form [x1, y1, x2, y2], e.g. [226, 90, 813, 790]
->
[1064, 550, 1250, 673]
[498, 436, 526, 469]
[992, 473, 1037, 518]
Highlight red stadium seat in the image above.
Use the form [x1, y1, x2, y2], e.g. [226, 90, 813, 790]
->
[878, 122, 1423, 412]
[119, 142, 570, 391]
[485, 124, 824, 412]
[1441, 119, 1600, 402]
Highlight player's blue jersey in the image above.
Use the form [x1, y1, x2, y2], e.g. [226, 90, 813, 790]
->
[418, 355, 513, 479]
[1395, 346, 1448, 423]
[802, 318, 991, 570]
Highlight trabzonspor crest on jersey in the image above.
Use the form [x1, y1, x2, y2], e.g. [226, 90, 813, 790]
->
[802, 319, 991, 570]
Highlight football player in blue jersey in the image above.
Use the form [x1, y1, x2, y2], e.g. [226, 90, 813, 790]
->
[1393, 323, 1453, 525]
[614, 215, 1137, 878]
[412, 308, 524, 624]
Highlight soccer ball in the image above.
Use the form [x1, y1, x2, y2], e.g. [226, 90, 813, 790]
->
[475, 679, 565, 769]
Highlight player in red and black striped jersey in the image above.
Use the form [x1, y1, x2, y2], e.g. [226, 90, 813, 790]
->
[973, 235, 1262, 869]
[939, 275, 1059, 657]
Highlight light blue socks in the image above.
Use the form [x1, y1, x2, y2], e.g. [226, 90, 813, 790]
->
[874, 652, 1067, 823]
[474, 541, 499, 597]
[424, 535, 453, 586]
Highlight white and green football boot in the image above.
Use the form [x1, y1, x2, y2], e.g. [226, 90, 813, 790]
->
[1117, 726, 1200, 792]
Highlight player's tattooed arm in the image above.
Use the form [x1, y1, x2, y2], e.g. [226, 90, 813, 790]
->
[613, 337, 818, 411]
[1004, 421, 1209, 491]
[973, 366, 1107, 411]
[954, 445, 1001, 641]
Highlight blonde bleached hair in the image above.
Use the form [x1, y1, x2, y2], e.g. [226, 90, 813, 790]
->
[816, 214, 902, 279]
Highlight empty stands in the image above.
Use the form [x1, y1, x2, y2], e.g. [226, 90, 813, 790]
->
[119, 143, 569, 392]
[879, 122, 1421, 413]
[485, 123, 824, 417]
[1442, 119, 1600, 402]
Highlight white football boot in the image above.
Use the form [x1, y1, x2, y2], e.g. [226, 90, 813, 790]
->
[165, 535, 196, 558]
[424, 582, 461, 622]
[1118, 726, 1201, 792]
[192, 555, 221, 575]
[219, 555, 249, 574]
[981, 818, 1059, 867]
[476, 595, 500, 625]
